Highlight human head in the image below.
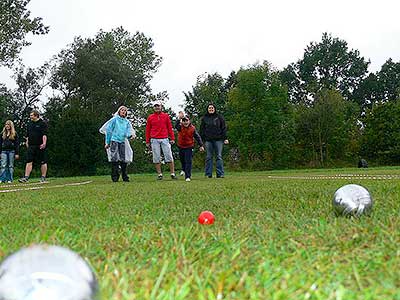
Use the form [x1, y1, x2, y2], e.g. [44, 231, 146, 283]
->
[207, 104, 216, 115]
[117, 106, 128, 118]
[153, 102, 162, 113]
[30, 110, 40, 121]
[2, 120, 16, 140]
[181, 116, 190, 127]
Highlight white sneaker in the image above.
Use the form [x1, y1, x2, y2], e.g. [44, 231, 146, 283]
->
[180, 171, 185, 176]
[185, 178, 191, 182]
[7, 181, 11, 184]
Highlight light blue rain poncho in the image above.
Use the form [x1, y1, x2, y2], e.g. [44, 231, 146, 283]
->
[99, 106, 136, 163]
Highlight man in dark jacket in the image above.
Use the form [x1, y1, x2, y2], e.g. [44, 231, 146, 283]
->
[200, 104, 229, 178]
[18, 110, 48, 183]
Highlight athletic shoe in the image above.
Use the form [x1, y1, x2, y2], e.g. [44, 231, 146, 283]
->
[18, 177, 29, 183]
[185, 178, 191, 182]
[6, 181, 11, 184]
[40, 176, 47, 183]
[180, 171, 185, 176]
[171, 174, 178, 180]
[217, 175, 225, 178]
[157, 174, 163, 180]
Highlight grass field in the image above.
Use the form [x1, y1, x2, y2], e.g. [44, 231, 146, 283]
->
[1, 167, 400, 300]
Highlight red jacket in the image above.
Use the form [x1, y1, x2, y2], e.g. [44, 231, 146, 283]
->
[145, 112, 175, 143]
[175, 120, 203, 149]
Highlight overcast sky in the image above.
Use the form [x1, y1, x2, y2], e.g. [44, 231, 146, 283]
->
[1, 0, 399, 111]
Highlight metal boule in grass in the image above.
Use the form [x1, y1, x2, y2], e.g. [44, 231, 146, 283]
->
[0, 244, 99, 300]
[333, 184, 373, 217]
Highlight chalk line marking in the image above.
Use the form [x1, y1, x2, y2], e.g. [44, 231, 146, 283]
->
[0, 181, 92, 193]
[266, 174, 400, 180]
[0, 181, 49, 189]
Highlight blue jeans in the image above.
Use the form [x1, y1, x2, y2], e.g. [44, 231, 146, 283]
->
[179, 147, 193, 179]
[205, 140, 224, 177]
[0, 151, 15, 182]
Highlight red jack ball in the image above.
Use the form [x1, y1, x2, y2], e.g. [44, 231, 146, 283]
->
[198, 211, 215, 225]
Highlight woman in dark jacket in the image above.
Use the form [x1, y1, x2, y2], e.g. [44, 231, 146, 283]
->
[0, 120, 19, 183]
[200, 104, 229, 178]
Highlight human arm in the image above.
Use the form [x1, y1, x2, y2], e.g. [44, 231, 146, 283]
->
[219, 115, 229, 144]
[105, 118, 115, 148]
[166, 115, 175, 144]
[193, 128, 205, 152]
[145, 116, 151, 148]
[175, 118, 182, 131]
[40, 135, 47, 149]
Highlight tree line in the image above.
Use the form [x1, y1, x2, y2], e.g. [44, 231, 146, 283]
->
[1, 1, 399, 176]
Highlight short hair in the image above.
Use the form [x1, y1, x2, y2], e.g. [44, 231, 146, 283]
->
[30, 110, 40, 117]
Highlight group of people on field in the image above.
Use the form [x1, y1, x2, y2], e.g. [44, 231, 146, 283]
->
[0, 110, 48, 183]
[102, 102, 229, 182]
[0, 103, 228, 183]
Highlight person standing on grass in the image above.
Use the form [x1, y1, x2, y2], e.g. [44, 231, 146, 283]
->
[175, 112, 204, 182]
[145, 102, 177, 180]
[100, 106, 135, 182]
[0, 120, 20, 183]
[200, 103, 229, 178]
[19, 110, 48, 183]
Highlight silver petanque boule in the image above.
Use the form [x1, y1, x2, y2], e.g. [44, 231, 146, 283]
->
[0, 244, 99, 300]
[333, 184, 373, 217]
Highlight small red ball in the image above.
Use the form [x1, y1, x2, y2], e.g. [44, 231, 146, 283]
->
[198, 211, 215, 225]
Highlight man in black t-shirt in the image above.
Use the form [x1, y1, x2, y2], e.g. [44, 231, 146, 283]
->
[18, 110, 48, 183]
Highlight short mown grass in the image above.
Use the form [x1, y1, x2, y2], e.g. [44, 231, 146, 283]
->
[1, 167, 400, 299]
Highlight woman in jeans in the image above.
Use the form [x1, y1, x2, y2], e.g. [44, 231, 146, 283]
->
[0, 120, 19, 183]
[200, 104, 229, 178]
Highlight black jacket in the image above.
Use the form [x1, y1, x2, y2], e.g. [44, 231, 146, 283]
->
[200, 113, 227, 141]
[0, 133, 19, 154]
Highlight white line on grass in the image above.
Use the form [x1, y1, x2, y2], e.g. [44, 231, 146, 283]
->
[267, 174, 400, 180]
[0, 181, 49, 188]
[0, 181, 92, 193]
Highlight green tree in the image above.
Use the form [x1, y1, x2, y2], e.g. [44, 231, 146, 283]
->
[353, 59, 400, 113]
[0, 0, 49, 66]
[281, 33, 369, 105]
[0, 84, 12, 121]
[227, 62, 295, 168]
[8, 63, 50, 130]
[46, 27, 163, 175]
[183, 72, 229, 122]
[295, 89, 358, 166]
[361, 100, 400, 164]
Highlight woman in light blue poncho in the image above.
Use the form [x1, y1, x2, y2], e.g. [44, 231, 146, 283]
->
[99, 106, 135, 182]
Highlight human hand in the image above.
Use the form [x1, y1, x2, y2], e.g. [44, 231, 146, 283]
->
[105, 144, 110, 149]
[39, 143, 46, 150]
[199, 146, 205, 152]
[178, 111, 184, 119]
[146, 143, 151, 150]
[15, 155, 19, 160]
[224, 139, 229, 145]
[170, 140, 175, 145]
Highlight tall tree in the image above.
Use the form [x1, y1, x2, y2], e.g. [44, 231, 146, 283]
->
[227, 62, 295, 168]
[8, 63, 50, 131]
[354, 59, 400, 111]
[46, 27, 162, 175]
[50, 27, 162, 121]
[295, 89, 358, 166]
[281, 33, 369, 105]
[361, 100, 400, 164]
[0, 0, 49, 66]
[183, 72, 228, 122]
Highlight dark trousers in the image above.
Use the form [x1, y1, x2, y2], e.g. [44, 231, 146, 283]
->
[111, 162, 128, 182]
[179, 147, 193, 179]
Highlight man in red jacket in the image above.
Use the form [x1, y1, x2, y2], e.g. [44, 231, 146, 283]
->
[145, 102, 177, 180]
